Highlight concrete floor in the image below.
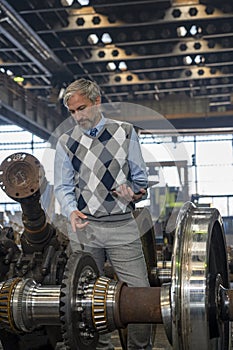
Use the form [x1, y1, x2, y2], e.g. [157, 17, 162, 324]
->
[0, 326, 172, 350]
[111, 325, 172, 350]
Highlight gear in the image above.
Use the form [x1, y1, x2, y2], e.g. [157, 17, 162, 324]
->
[0, 278, 22, 333]
[60, 251, 99, 350]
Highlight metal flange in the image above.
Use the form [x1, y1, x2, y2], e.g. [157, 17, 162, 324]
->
[0, 152, 45, 200]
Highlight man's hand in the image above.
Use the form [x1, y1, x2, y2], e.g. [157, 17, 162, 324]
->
[70, 210, 89, 232]
[112, 184, 147, 203]
[132, 188, 147, 202]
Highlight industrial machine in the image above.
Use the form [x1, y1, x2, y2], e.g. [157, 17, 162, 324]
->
[0, 152, 69, 349]
[0, 152, 232, 350]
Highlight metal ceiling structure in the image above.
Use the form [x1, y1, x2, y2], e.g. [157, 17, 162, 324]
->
[0, 0, 233, 139]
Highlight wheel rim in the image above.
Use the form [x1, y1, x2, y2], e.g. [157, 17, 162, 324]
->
[171, 202, 229, 350]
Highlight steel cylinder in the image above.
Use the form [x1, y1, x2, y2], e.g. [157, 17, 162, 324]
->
[12, 279, 61, 332]
[21, 283, 61, 328]
[0, 278, 61, 333]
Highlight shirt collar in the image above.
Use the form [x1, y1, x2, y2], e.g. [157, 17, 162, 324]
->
[95, 115, 106, 130]
[87, 115, 106, 134]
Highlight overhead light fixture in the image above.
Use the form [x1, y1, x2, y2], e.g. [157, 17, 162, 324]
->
[13, 76, 24, 83]
[101, 33, 112, 44]
[6, 69, 13, 76]
[194, 55, 205, 64]
[190, 25, 202, 36]
[61, 0, 74, 6]
[58, 88, 65, 100]
[119, 61, 127, 71]
[190, 25, 198, 36]
[106, 62, 117, 71]
[87, 34, 99, 45]
[183, 56, 192, 65]
[177, 26, 187, 37]
[77, 0, 89, 5]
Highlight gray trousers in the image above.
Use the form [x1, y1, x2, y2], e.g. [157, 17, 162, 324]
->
[72, 217, 152, 350]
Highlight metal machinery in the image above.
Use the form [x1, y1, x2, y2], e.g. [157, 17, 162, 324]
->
[0, 152, 232, 350]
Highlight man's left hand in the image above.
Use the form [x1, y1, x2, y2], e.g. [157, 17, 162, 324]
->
[112, 184, 147, 203]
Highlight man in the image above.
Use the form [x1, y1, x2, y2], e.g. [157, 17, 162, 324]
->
[54, 78, 152, 350]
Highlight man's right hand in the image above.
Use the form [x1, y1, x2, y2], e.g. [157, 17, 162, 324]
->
[70, 210, 89, 232]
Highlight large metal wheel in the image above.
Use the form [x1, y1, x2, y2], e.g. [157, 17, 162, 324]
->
[170, 202, 230, 350]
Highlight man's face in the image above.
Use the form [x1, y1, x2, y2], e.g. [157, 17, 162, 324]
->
[67, 92, 101, 131]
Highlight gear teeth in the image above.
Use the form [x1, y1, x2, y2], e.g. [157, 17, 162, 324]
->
[60, 252, 82, 349]
[0, 278, 21, 333]
[59, 251, 99, 350]
[92, 276, 110, 333]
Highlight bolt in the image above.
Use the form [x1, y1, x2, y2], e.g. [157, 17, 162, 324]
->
[80, 331, 91, 338]
[79, 322, 86, 330]
[77, 289, 84, 296]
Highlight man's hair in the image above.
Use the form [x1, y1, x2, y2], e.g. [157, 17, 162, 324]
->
[63, 78, 101, 107]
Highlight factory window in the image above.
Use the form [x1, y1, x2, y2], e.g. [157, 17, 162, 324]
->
[140, 133, 233, 217]
[0, 125, 233, 222]
[0, 124, 46, 213]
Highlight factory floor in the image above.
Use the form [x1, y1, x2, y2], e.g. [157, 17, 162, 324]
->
[0, 325, 172, 350]
[111, 325, 172, 350]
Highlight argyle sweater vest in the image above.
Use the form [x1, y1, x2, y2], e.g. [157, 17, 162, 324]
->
[60, 119, 134, 218]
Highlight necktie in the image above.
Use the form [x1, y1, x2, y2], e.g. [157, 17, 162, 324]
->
[90, 128, 98, 137]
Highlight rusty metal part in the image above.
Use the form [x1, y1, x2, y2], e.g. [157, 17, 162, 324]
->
[0, 153, 56, 252]
[0, 152, 47, 235]
[20, 192, 48, 236]
[118, 285, 162, 325]
[0, 152, 45, 200]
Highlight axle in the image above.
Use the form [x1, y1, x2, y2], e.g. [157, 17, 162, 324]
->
[0, 153, 231, 350]
[0, 248, 232, 350]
